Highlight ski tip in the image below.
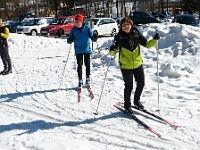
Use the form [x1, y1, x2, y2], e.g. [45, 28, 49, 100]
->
[164, 120, 180, 129]
[113, 104, 120, 108]
[93, 112, 98, 115]
[90, 97, 94, 101]
[148, 127, 161, 137]
[117, 101, 124, 105]
[173, 125, 180, 129]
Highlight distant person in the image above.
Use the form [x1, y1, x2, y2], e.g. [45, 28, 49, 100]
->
[174, 8, 182, 16]
[109, 17, 160, 114]
[188, 7, 193, 15]
[67, 14, 98, 88]
[0, 18, 12, 75]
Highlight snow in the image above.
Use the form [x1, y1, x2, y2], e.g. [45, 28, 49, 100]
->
[1, 22, 200, 150]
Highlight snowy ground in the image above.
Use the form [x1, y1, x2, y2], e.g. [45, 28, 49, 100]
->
[0, 22, 200, 150]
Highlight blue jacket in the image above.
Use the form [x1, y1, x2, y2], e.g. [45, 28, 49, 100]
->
[67, 23, 96, 55]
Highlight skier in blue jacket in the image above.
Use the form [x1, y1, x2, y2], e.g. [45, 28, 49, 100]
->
[67, 14, 98, 88]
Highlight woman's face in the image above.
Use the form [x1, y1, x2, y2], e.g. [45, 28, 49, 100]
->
[121, 22, 131, 33]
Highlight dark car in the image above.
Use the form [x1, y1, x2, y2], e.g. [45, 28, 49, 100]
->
[6, 13, 35, 33]
[113, 17, 122, 27]
[129, 11, 161, 25]
[172, 14, 199, 27]
[6, 18, 33, 33]
[151, 11, 172, 22]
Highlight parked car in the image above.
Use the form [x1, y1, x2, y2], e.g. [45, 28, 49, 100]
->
[6, 12, 35, 33]
[16, 17, 54, 36]
[18, 12, 36, 19]
[172, 14, 199, 27]
[40, 16, 75, 37]
[151, 11, 172, 22]
[129, 11, 161, 25]
[84, 18, 119, 36]
[6, 18, 34, 33]
[113, 17, 122, 27]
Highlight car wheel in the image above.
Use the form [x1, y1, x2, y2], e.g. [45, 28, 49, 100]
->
[30, 30, 37, 36]
[57, 30, 63, 37]
[111, 28, 117, 36]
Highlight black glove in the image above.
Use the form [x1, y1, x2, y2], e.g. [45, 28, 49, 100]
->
[153, 33, 160, 40]
[93, 30, 98, 41]
[69, 34, 75, 42]
[110, 44, 116, 51]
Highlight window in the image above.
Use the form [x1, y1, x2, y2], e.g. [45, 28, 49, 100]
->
[99, 19, 106, 24]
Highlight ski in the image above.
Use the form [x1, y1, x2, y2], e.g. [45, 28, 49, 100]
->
[114, 104, 161, 137]
[77, 86, 94, 102]
[86, 86, 94, 99]
[77, 88, 82, 102]
[118, 102, 180, 129]
[132, 105, 180, 129]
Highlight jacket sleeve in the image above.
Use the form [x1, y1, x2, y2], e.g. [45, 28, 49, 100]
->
[109, 48, 119, 56]
[145, 38, 157, 48]
[67, 28, 74, 44]
[137, 30, 157, 48]
[0, 27, 9, 39]
[108, 34, 120, 56]
[88, 26, 97, 42]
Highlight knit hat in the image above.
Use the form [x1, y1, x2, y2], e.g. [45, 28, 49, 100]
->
[75, 14, 83, 22]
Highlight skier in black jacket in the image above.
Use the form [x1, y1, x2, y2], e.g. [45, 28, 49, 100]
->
[0, 18, 12, 75]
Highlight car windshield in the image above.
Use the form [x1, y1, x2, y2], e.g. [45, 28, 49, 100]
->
[65, 18, 73, 24]
[49, 18, 66, 25]
[10, 18, 21, 24]
[130, 12, 154, 18]
[84, 19, 99, 25]
[24, 19, 40, 26]
[176, 16, 197, 24]
[10, 18, 29, 24]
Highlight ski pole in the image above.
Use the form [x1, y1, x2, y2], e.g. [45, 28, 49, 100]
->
[11, 60, 18, 74]
[156, 30, 160, 112]
[94, 57, 112, 115]
[97, 43, 111, 92]
[57, 44, 72, 91]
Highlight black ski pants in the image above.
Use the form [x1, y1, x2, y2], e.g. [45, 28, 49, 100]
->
[76, 53, 90, 80]
[121, 65, 145, 108]
[0, 46, 10, 60]
[0, 46, 12, 71]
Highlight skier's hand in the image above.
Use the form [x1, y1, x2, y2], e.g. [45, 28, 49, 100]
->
[93, 30, 98, 41]
[110, 44, 116, 51]
[69, 35, 75, 42]
[153, 33, 160, 40]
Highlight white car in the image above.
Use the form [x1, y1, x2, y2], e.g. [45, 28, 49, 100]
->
[16, 17, 54, 36]
[84, 18, 119, 36]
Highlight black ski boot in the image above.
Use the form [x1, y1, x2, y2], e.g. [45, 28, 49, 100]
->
[134, 101, 144, 110]
[125, 106, 134, 114]
[124, 102, 134, 114]
[0, 59, 12, 75]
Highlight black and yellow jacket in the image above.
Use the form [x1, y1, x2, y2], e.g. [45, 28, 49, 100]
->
[0, 24, 9, 48]
[109, 27, 156, 69]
